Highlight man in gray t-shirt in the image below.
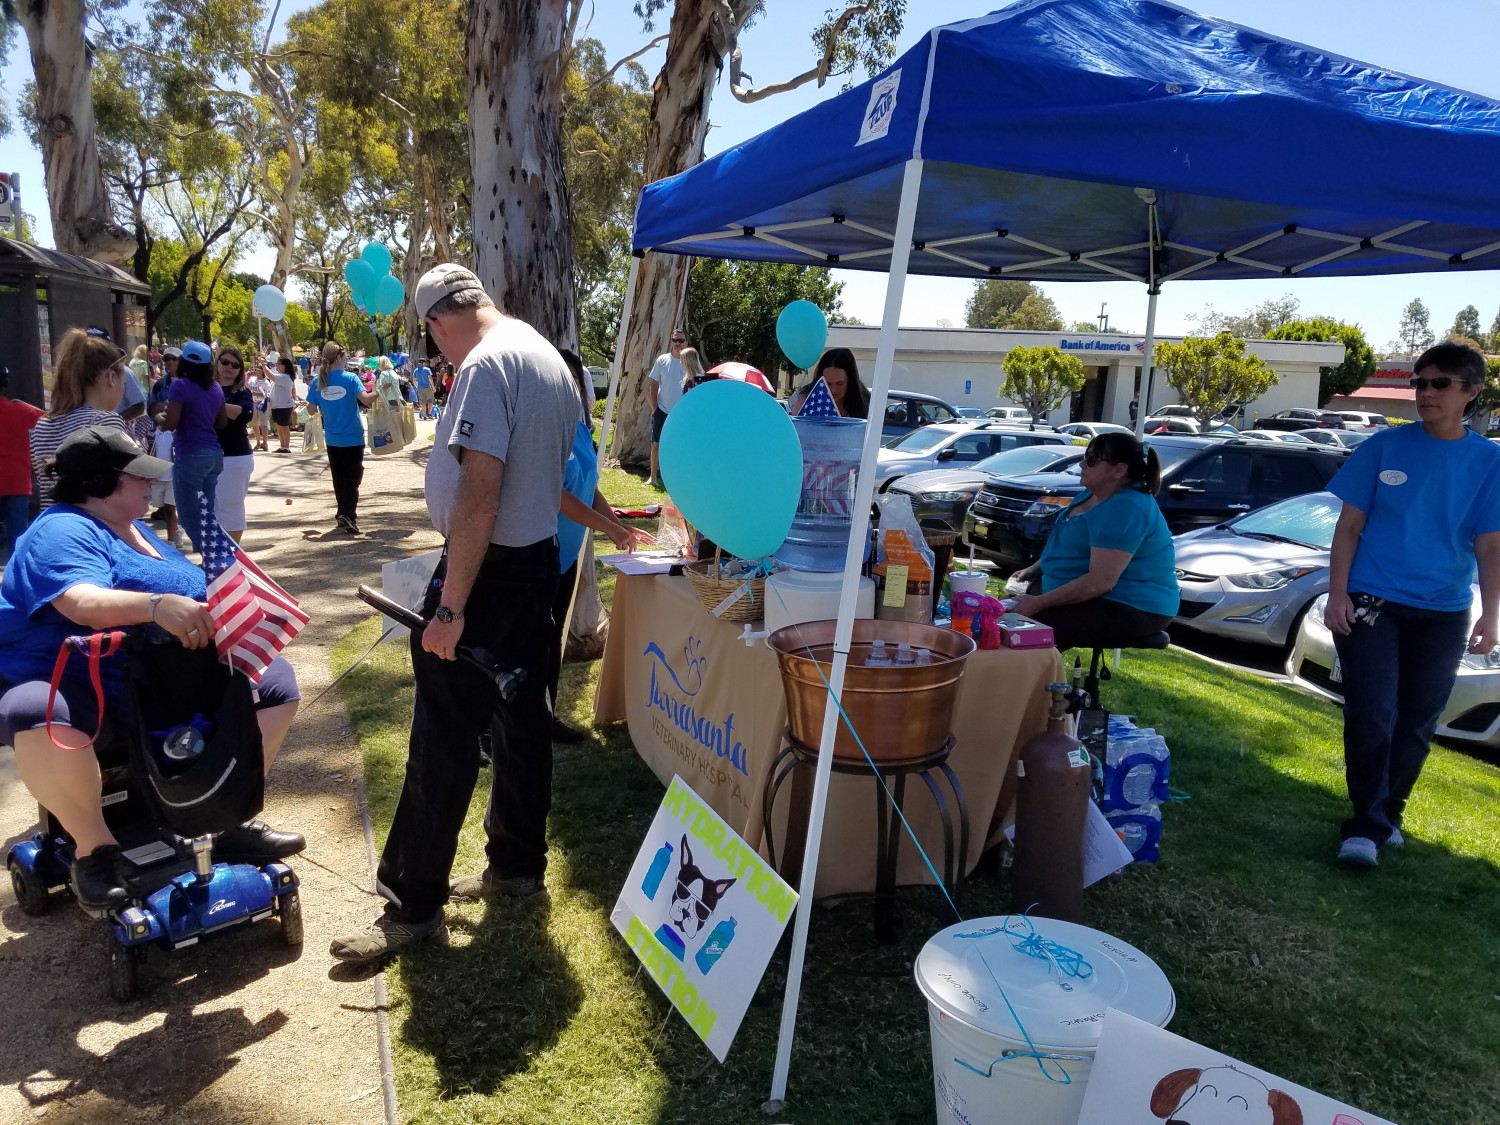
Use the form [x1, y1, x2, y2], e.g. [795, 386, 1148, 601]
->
[332, 263, 580, 966]
[645, 328, 686, 488]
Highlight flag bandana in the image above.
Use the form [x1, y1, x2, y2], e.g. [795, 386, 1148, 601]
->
[796, 377, 841, 418]
[199, 495, 309, 680]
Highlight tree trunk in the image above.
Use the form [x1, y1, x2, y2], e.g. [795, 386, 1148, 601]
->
[402, 179, 429, 355]
[467, 0, 577, 348]
[612, 0, 734, 466]
[18, 0, 135, 264]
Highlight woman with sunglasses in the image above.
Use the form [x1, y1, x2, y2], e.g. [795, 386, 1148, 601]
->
[213, 346, 255, 544]
[159, 340, 227, 554]
[1324, 342, 1500, 869]
[1010, 431, 1178, 652]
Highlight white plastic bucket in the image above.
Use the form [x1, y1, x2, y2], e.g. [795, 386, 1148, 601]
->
[915, 917, 1175, 1125]
[950, 571, 990, 599]
[764, 568, 875, 635]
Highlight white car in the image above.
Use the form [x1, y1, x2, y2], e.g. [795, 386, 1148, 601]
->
[1235, 429, 1321, 445]
[1335, 410, 1389, 430]
[1057, 422, 1130, 440]
[984, 405, 1045, 426]
[1299, 428, 1370, 450]
[874, 422, 1073, 490]
[1287, 588, 1500, 748]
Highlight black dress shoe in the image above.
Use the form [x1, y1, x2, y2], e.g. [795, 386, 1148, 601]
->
[71, 845, 129, 911]
[551, 719, 587, 744]
[214, 820, 306, 862]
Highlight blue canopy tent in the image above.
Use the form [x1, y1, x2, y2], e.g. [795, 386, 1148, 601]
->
[610, 0, 1500, 1102]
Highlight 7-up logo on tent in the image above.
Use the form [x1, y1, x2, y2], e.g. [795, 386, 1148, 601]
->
[611, 775, 798, 1061]
[857, 70, 901, 146]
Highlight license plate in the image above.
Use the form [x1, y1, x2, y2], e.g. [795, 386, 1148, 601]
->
[1331, 657, 1342, 684]
[973, 522, 989, 538]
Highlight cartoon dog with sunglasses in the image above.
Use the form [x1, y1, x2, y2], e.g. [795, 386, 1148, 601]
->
[667, 834, 736, 941]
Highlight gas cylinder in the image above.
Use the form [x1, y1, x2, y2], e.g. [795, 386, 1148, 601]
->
[1010, 681, 1091, 922]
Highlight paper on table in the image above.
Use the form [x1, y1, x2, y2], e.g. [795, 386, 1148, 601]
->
[600, 551, 687, 576]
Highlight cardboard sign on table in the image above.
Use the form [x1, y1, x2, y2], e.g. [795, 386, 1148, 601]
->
[1077, 1009, 1397, 1125]
[611, 775, 798, 1061]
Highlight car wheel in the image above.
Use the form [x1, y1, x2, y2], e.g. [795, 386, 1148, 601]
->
[8, 856, 51, 917]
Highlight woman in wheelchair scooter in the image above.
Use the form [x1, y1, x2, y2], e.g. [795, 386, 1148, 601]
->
[0, 426, 303, 911]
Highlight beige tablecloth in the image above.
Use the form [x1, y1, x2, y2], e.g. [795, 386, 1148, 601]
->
[594, 572, 1061, 898]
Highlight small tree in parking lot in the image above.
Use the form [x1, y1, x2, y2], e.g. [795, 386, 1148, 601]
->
[1154, 332, 1279, 429]
[1000, 345, 1086, 424]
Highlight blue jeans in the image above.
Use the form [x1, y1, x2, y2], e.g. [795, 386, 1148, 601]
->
[0, 494, 31, 560]
[173, 447, 224, 553]
[1331, 595, 1470, 843]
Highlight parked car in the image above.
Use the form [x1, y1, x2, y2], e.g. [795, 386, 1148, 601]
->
[1143, 416, 1240, 437]
[1257, 408, 1347, 432]
[1235, 429, 1322, 445]
[1173, 491, 1340, 646]
[963, 435, 1348, 569]
[1298, 427, 1370, 450]
[955, 406, 985, 418]
[887, 446, 1084, 535]
[1057, 422, 1131, 441]
[876, 421, 1073, 490]
[1288, 587, 1500, 748]
[1334, 410, 1389, 430]
[984, 405, 1042, 425]
[880, 390, 963, 440]
[587, 365, 611, 398]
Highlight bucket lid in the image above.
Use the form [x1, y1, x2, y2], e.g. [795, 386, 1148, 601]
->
[915, 917, 1175, 1052]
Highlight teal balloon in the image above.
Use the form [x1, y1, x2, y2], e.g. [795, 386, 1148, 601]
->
[252, 284, 286, 321]
[372, 274, 406, 316]
[775, 300, 828, 370]
[660, 380, 802, 561]
[344, 259, 375, 297]
[361, 241, 393, 277]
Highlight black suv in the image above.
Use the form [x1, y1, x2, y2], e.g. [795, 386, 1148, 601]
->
[963, 435, 1348, 569]
[1257, 408, 1347, 432]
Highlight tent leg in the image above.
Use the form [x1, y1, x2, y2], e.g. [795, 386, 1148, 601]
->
[1135, 287, 1160, 437]
[767, 157, 926, 1110]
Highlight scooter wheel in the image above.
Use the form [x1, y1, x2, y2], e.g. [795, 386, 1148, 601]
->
[8, 856, 51, 917]
[106, 930, 140, 1002]
[278, 889, 304, 946]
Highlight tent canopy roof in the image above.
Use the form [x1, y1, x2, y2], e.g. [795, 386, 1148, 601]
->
[633, 0, 1500, 285]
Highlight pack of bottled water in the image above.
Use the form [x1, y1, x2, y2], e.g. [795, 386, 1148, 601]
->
[1099, 714, 1170, 863]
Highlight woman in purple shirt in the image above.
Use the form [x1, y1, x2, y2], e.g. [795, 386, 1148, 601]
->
[161, 340, 227, 553]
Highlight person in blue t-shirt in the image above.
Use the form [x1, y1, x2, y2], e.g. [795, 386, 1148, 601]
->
[1011, 431, 1179, 652]
[0, 426, 304, 909]
[413, 359, 435, 418]
[1326, 342, 1500, 868]
[306, 340, 376, 534]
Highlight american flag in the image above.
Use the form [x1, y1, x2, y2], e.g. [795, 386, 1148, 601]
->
[796, 377, 841, 418]
[198, 495, 310, 681]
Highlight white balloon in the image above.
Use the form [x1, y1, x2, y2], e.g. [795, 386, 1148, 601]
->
[253, 284, 287, 321]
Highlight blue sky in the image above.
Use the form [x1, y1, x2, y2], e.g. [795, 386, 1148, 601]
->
[3, 0, 1497, 346]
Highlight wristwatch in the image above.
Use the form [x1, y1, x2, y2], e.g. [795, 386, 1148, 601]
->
[147, 593, 164, 622]
[434, 605, 464, 624]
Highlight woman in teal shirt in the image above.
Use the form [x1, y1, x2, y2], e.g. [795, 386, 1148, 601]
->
[1012, 431, 1178, 652]
[306, 340, 376, 534]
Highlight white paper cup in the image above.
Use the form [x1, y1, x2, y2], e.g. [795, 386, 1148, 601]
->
[949, 570, 989, 598]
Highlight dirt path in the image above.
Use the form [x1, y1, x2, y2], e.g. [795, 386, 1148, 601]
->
[0, 432, 444, 1124]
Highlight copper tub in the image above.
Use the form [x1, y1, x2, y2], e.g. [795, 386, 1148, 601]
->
[767, 618, 976, 762]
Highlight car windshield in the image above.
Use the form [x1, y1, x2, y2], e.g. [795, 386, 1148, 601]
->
[973, 446, 1077, 476]
[1151, 444, 1199, 474]
[1229, 493, 1341, 549]
[889, 427, 955, 453]
[1335, 430, 1370, 447]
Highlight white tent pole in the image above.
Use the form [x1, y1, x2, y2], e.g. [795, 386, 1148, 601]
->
[769, 156, 926, 1108]
[598, 253, 642, 465]
[1135, 288, 1159, 437]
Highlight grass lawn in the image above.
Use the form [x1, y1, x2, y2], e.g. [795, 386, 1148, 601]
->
[333, 466, 1500, 1125]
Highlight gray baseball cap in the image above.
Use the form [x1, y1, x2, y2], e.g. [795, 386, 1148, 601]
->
[414, 263, 486, 320]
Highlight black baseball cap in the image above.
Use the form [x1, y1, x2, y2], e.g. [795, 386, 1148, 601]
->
[55, 425, 171, 480]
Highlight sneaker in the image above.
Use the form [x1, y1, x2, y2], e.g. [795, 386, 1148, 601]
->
[1337, 837, 1379, 867]
[1386, 827, 1405, 847]
[71, 844, 129, 911]
[275, 447, 290, 454]
[329, 913, 448, 964]
[170, 531, 185, 550]
[552, 718, 587, 744]
[214, 819, 306, 862]
[448, 868, 546, 904]
[335, 513, 359, 534]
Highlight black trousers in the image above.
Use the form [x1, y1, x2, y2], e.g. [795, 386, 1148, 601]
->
[326, 444, 364, 521]
[376, 539, 559, 923]
[1029, 596, 1173, 654]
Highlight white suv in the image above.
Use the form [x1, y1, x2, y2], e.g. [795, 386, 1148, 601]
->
[985, 405, 1042, 425]
[1335, 410, 1389, 430]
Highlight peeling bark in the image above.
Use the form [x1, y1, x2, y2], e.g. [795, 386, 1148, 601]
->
[467, 0, 577, 347]
[18, 0, 135, 263]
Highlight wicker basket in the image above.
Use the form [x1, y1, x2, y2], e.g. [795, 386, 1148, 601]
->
[684, 552, 767, 623]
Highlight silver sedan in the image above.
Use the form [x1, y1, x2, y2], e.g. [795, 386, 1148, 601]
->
[1287, 589, 1500, 748]
[1172, 492, 1340, 646]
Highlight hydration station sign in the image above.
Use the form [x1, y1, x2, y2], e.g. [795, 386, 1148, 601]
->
[611, 775, 798, 1061]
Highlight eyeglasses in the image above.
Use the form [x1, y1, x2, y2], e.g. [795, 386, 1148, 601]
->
[1410, 376, 1457, 391]
[1083, 451, 1115, 466]
[218, 358, 241, 369]
[671, 336, 686, 344]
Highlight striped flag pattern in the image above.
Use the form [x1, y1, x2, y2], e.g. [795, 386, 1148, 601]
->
[199, 495, 309, 681]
